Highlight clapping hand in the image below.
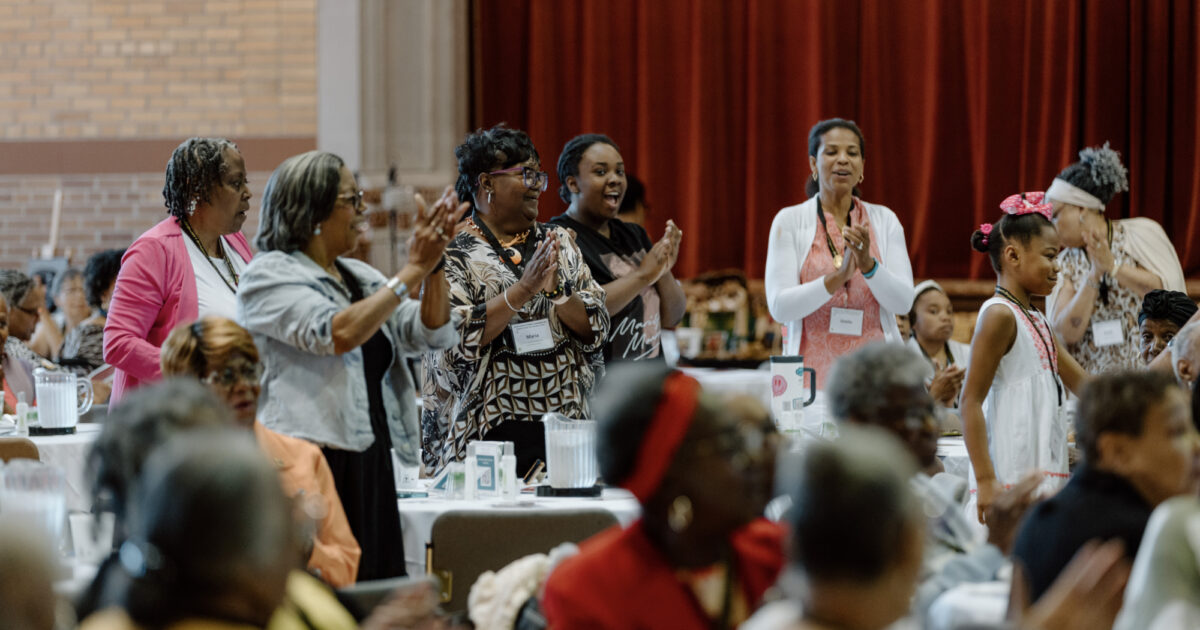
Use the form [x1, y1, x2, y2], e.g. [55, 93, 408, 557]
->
[842, 219, 874, 271]
[410, 186, 470, 274]
[664, 220, 683, 270]
[929, 360, 966, 407]
[1084, 225, 1114, 276]
[515, 231, 561, 300]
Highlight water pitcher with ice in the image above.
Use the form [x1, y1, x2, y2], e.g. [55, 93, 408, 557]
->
[34, 368, 93, 432]
[542, 413, 598, 489]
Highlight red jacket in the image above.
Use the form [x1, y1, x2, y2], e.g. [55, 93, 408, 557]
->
[103, 217, 254, 403]
[542, 518, 785, 629]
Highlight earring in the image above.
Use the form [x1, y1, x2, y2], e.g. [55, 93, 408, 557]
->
[187, 198, 197, 216]
[313, 224, 321, 235]
[811, 172, 818, 181]
[668, 495, 693, 533]
[487, 190, 493, 204]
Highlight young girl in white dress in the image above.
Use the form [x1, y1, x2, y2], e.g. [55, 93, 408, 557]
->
[961, 192, 1089, 524]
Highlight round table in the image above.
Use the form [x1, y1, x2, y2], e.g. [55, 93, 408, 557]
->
[30, 423, 103, 512]
[397, 488, 641, 577]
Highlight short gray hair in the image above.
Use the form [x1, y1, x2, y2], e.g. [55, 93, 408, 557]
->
[1171, 321, 1200, 383]
[255, 150, 344, 252]
[826, 342, 932, 422]
[0, 269, 33, 308]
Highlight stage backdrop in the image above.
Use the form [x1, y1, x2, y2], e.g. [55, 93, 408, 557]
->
[471, 0, 1200, 280]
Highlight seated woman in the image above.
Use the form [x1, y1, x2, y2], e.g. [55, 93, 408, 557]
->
[80, 431, 299, 630]
[423, 125, 609, 474]
[907, 280, 968, 409]
[744, 429, 925, 630]
[541, 363, 784, 628]
[1137, 289, 1197, 366]
[48, 269, 90, 363]
[59, 249, 124, 379]
[549, 134, 686, 363]
[160, 316, 361, 588]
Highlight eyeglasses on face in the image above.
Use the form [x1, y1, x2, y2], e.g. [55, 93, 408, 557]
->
[337, 190, 365, 211]
[486, 166, 549, 192]
[204, 362, 264, 389]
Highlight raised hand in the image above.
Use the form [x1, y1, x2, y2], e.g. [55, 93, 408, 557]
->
[1084, 226, 1114, 275]
[514, 231, 560, 300]
[409, 186, 470, 274]
[929, 362, 966, 407]
[843, 220, 874, 271]
[664, 220, 683, 270]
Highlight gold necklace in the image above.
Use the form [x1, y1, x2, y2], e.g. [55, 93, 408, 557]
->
[181, 219, 240, 294]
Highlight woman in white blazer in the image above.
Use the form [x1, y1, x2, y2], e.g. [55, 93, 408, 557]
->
[764, 118, 914, 388]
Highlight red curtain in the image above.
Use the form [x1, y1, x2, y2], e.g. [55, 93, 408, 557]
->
[472, 0, 1200, 280]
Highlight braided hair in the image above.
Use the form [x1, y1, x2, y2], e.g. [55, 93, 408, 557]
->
[556, 133, 619, 204]
[1054, 142, 1130, 206]
[162, 138, 239, 220]
[1138, 290, 1198, 328]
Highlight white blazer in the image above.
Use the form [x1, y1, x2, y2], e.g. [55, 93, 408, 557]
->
[765, 196, 915, 355]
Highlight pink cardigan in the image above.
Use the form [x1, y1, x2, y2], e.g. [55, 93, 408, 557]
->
[103, 217, 254, 404]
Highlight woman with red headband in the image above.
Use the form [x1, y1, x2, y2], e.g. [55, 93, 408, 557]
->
[541, 363, 785, 628]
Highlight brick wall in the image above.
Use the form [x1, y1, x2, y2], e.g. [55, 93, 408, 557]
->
[0, 0, 318, 271]
[0, 0, 316, 139]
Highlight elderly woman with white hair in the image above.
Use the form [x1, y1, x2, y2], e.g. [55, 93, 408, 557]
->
[1047, 143, 1186, 374]
[237, 150, 466, 580]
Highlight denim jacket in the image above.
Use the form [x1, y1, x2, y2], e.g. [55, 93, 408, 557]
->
[237, 251, 459, 465]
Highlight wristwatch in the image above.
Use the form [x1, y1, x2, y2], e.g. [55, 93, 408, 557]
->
[386, 276, 408, 300]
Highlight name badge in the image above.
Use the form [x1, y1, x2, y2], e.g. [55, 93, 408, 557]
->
[1092, 319, 1124, 347]
[511, 319, 555, 354]
[829, 307, 864, 336]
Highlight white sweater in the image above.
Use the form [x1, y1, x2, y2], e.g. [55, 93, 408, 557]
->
[765, 196, 915, 355]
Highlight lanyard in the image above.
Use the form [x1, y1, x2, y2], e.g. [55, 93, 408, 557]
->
[816, 198, 855, 266]
[995, 286, 1063, 404]
[470, 212, 538, 278]
[180, 218, 239, 294]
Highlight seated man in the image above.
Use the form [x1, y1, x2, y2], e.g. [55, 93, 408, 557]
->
[1012, 371, 1200, 605]
[824, 343, 1039, 616]
[1138, 290, 1197, 366]
[1168, 321, 1200, 391]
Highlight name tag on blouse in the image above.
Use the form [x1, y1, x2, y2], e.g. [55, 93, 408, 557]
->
[1092, 319, 1124, 347]
[511, 319, 555, 354]
[829, 308, 864, 336]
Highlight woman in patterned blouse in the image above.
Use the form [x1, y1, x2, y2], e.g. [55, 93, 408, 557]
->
[1047, 143, 1186, 374]
[422, 125, 610, 474]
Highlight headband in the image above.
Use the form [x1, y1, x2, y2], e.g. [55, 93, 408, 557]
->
[1045, 178, 1104, 211]
[621, 372, 702, 502]
[912, 279, 946, 303]
[999, 191, 1053, 221]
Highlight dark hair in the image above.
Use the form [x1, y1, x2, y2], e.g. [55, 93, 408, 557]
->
[593, 362, 678, 487]
[1054, 143, 1130, 206]
[556, 134, 620, 204]
[806, 118, 866, 198]
[119, 431, 292, 627]
[970, 212, 1054, 274]
[908, 283, 945, 330]
[254, 150, 344, 252]
[1076, 371, 1181, 464]
[162, 138, 239, 220]
[1192, 377, 1200, 433]
[1138, 290, 1198, 328]
[783, 429, 917, 582]
[454, 124, 540, 210]
[84, 249, 125, 310]
[87, 380, 232, 530]
[0, 270, 33, 310]
[619, 174, 646, 215]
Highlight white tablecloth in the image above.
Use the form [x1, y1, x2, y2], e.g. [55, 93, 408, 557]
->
[397, 488, 641, 576]
[30, 423, 102, 512]
[937, 437, 972, 482]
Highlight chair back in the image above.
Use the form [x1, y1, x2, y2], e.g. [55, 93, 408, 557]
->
[0, 437, 38, 462]
[426, 508, 617, 613]
[336, 575, 438, 620]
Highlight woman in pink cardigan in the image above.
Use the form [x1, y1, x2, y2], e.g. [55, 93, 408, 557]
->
[103, 138, 255, 403]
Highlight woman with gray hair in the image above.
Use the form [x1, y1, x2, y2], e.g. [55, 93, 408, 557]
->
[103, 138, 255, 403]
[237, 150, 466, 580]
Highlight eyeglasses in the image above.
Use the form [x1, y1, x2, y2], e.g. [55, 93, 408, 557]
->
[204, 362, 264, 389]
[337, 190, 365, 211]
[487, 166, 549, 192]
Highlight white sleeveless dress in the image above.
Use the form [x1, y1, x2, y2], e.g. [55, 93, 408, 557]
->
[975, 296, 1069, 493]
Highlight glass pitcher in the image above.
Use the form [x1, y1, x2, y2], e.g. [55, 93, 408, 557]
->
[542, 413, 598, 489]
[33, 368, 93, 430]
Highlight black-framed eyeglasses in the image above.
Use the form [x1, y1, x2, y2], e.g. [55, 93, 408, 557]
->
[487, 166, 549, 192]
[204, 362, 264, 389]
[337, 190, 365, 211]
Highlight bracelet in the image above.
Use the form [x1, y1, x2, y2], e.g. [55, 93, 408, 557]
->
[550, 293, 570, 306]
[502, 288, 520, 312]
[385, 276, 408, 300]
[862, 258, 880, 279]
